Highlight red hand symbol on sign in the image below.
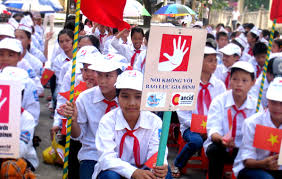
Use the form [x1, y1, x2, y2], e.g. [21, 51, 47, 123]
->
[0, 89, 7, 110]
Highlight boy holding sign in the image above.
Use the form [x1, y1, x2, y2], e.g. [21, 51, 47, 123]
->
[93, 70, 170, 179]
[233, 77, 282, 179]
[204, 61, 260, 179]
[172, 46, 226, 177]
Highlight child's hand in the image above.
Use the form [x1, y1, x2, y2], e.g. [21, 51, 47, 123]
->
[132, 169, 156, 179]
[263, 155, 279, 170]
[50, 126, 60, 140]
[221, 137, 235, 148]
[63, 101, 78, 121]
[152, 164, 168, 179]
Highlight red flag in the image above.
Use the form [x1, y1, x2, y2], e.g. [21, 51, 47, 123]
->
[61, 118, 67, 135]
[59, 81, 87, 102]
[40, 69, 54, 86]
[80, 0, 130, 31]
[270, 0, 282, 23]
[144, 152, 158, 169]
[253, 124, 282, 153]
[190, 114, 207, 134]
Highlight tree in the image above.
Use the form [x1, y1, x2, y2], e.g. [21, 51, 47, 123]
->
[244, 0, 270, 11]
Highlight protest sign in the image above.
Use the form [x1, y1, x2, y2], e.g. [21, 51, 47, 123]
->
[141, 26, 207, 111]
[0, 80, 21, 159]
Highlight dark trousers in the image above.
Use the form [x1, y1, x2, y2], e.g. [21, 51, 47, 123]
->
[238, 168, 282, 179]
[232, 20, 237, 30]
[206, 142, 238, 179]
[69, 139, 82, 179]
[50, 75, 57, 109]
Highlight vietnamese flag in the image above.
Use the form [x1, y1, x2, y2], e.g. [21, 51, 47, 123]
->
[253, 124, 282, 153]
[80, 0, 130, 31]
[270, 0, 282, 23]
[40, 69, 54, 86]
[190, 114, 207, 134]
[59, 81, 87, 102]
[145, 152, 158, 169]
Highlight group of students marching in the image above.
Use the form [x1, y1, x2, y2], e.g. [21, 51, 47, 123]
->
[0, 11, 281, 179]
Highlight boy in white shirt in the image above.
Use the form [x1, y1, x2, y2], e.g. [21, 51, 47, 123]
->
[93, 70, 170, 179]
[171, 47, 226, 177]
[204, 61, 260, 179]
[248, 42, 267, 78]
[63, 56, 123, 179]
[233, 77, 282, 179]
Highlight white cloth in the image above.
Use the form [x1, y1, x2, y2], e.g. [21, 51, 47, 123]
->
[30, 43, 47, 63]
[177, 75, 226, 135]
[20, 110, 39, 169]
[103, 35, 118, 55]
[249, 74, 269, 109]
[233, 109, 282, 176]
[51, 52, 70, 82]
[93, 108, 167, 179]
[214, 64, 229, 83]
[111, 36, 146, 65]
[72, 86, 118, 162]
[248, 57, 262, 78]
[50, 41, 64, 65]
[204, 90, 261, 152]
[93, 28, 108, 54]
[23, 51, 43, 77]
[133, 50, 147, 73]
[203, 7, 209, 19]
[232, 10, 240, 21]
[31, 35, 44, 52]
[84, 25, 93, 35]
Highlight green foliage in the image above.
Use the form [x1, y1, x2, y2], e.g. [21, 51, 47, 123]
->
[210, 0, 229, 10]
[244, 0, 270, 11]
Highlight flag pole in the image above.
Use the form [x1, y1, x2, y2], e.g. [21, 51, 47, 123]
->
[62, 0, 80, 178]
[156, 111, 172, 166]
[256, 19, 276, 112]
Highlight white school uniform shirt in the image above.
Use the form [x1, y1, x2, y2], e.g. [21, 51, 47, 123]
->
[111, 36, 146, 65]
[31, 35, 44, 52]
[248, 57, 262, 78]
[84, 25, 93, 35]
[51, 52, 71, 82]
[20, 109, 39, 169]
[17, 59, 44, 94]
[203, 90, 260, 152]
[30, 43, 47, 63]
[214, 64, 229, 82]
[177, 75, 226, 135]
[93, 108, 167, 179]
[51, 41, 64, 65]
[232, 109, 282, 176]
[248, 74, 269, 109]
[23, 51, 43, 77]
[57, 60, 72, 90]
[93, 29, 108, 54]
[133, 50, 147, 73]
[103, 35, 118, 55]
[72, 86, 118, 162]
[239, 52, 251, 62]
[53, 72, 83, 127]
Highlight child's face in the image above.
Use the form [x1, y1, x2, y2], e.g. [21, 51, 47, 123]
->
[0, 49, 21, 69]
[268, 100, 282, 124]
[222, 54, 238, 68]
[131, 32, 143, 50]
[81, 64, 97, 88]
[247, 32, 256, 44]
[15, 30, 30, 50]
[271, 42, 280, 53]
[58, 34, 73, 53]
[255, 54, 266, 67]
[230, 70, 255, 98]
[202, 54, 217, 74]
[96, 70, 118, 95]
[118, 89, 142, 119]
[217, 36, 228, 49]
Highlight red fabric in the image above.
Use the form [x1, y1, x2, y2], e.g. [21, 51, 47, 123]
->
[141, 57, 146, 70]
[144, 152, 158, 169]
[224, 72, 231, 89]
[80, 0, 130, 31]
[119, 128, 141, 168]
[256, 65, 262, 78]
[65, 58, 71, 62]
[253, 124, 282, 153]
[21, 107, 24, 114]
[270, 0, 282, 23]
[61, 118, 67, 135]
[102, 99, 118, 114]
[40, 69, 54, 86]
[99, 34, 106, 44]
[197, 83, 211, 115]
[230, 105, 247, 139]
[130, 50, 141, 66]
[190, 114, 207, 134]
[248, 48, 253, 56]
[59, 81, 87, 102]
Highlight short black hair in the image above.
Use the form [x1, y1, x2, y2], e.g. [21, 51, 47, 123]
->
[249, 32, 259, 41]
[130, 27, 144, 39]
[262, 29, 270, 39]
[207, 33, 215, 40]
[113, 28, 118, 35]
[79, 22, 84, 31]
[243, 23, 254, 30]
[13, 13, 23, 19]
[231, 68, 255, 81]
[274, 38, 282, 49]
[84, 19, 92, 26]
[216, 23, 224, 29]
[23, 11, 33, 18]
[64, 20, 75, 31]
[253, 42, 267, 56]
[230, 32, 237, 39]
[78, 35, 100, 50]
[274, 30, 280, 39]
[216, 31, 228, 40]
[267, 58, 275, 75]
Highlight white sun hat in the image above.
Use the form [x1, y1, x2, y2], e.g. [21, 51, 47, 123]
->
[115, 70, 143, 91]
[0, 24, 16, 38]
[0, 67, 29, 90]
[266, 77, 282, 102]
[219, 43, 242, 56]
[231, 61, 255, 73]
[0, 38, 23, 54]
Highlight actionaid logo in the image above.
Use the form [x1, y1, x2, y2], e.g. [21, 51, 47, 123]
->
[171, 92, 194, 106]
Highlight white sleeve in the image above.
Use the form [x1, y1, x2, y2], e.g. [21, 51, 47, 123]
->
[207, 97, 224, 138]
[95, 117, 137, 178]
[111, 37, 130, 61]
[177, 110, 192, 129]
[20, 112, 35, 158]
[72, 95, 88, 140]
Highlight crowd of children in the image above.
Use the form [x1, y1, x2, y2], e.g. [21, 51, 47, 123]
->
[0, 10, 281, 179]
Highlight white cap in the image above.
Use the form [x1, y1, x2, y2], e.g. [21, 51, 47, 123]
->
[192, 21, 203, 28]
[250, 26, 261, 37]
[104, 53, 129, 71]
[231, 61, 255, 73]
[219, 43, 242, 56]
[115, 70, 143, 91]
[235, 25, 245, 33]
[88, 56, 123, 72]
[18, 15, 33, 33]
[206, 26, 213, 34]
[219, 26, 228, 34]
[8, 17, 19, 30]
[0, 38, 23, 53]
[0, 24, 15, 38]
[77, 46, 101, 65]
[234, 34, 248, 47]
[272, 56, 282, 77]
[204, 46, 219, 55]
[266, 77, 282, 102]
[0, 67, 29, 90]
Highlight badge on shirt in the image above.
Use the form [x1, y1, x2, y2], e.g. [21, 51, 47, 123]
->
[33, 90, 39, 101]
[20, 130, 31, 144]
[27, 69, 36, 78]
[158, 129, 162, 140]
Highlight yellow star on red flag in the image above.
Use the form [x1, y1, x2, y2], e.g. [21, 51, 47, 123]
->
[267, 134, 279, 146]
